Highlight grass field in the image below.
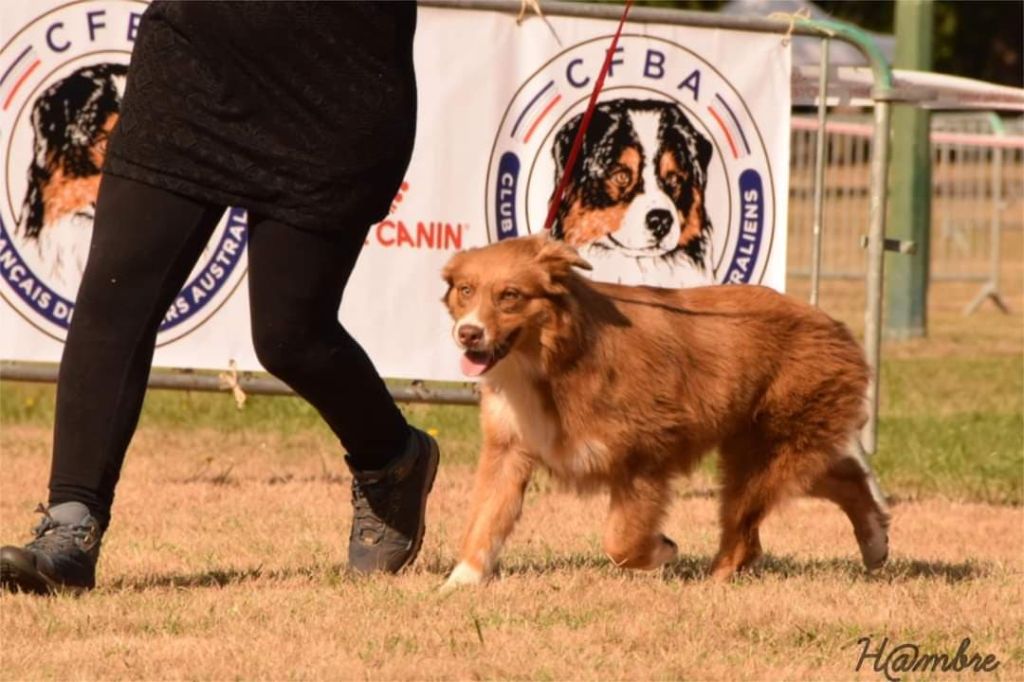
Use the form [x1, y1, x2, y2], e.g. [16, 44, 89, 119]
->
[1, 273, 1022, 679]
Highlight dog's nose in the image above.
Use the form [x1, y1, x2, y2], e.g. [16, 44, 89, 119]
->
[645, 209, 673, 241]
[458, 324, 484, 348]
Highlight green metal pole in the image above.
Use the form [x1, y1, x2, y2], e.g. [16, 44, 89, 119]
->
[885, 0, 933, 339]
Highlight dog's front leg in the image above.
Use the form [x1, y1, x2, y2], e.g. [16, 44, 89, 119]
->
[443, 441, 534, 590]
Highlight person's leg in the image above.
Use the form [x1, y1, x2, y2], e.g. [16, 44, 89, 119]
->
[47, 175, 226, 527]
[2, 174, 225, 593]
[246, 217, 438, 573]
[246, 218, 409, 468]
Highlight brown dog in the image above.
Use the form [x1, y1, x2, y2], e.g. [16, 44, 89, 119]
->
[441, 234, 889, 588]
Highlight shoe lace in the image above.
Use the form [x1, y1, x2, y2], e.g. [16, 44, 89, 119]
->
[351, 477, 401, 537]
[26, 504, 97, 555]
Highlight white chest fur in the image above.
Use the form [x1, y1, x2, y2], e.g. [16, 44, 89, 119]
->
[483, 356, 608, 479]
[483, 355, 558, 455]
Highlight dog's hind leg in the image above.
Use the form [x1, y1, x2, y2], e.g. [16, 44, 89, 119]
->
[809, 438, 891, 571]
[711, 437, 804, 581]
[710, 489, 768, 581]
[603, 476, 678, 570]
[443, 443, 535, 590]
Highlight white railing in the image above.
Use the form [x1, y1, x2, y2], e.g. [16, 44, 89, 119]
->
[788, 112, 1022, 312]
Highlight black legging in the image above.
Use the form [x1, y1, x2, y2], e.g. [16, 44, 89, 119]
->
[48, 174, 410, 529]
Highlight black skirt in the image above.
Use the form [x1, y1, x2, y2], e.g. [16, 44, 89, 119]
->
[105, 1, 418, 231]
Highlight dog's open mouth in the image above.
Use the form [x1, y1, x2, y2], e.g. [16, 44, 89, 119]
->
[459, 330, 520, 377]
[602, 235, 676, 258]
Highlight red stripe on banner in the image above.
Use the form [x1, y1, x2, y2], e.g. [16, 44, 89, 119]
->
[524, 94, 562, 144]
[3, 59, 40, 111]
[708, 106, 738, 159]
[0, 46, 34, 89]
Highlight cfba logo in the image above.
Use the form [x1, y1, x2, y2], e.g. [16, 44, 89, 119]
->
[485, 34, 778, 288]
[0, 0, 247, 344]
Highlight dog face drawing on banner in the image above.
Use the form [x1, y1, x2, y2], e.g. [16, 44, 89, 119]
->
[15, 63, 126, 292]
[550, 99, 714, 287]
[486, 35, 784, 294]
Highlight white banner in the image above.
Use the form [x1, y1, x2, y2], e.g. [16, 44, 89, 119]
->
[1, 1, 791, 381]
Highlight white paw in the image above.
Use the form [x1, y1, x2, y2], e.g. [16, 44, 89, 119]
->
[859, 512, 891, 572]
[440, 561, 484, 592]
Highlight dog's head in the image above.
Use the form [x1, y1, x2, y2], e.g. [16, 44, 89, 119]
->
[442, 234, 592, 377]
[550, 98, 713, 269]
[18, 63, 127, 239]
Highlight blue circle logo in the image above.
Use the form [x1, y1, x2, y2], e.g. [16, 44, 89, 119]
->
[485, 34, 777, 288]
[0, 0, 247, 344]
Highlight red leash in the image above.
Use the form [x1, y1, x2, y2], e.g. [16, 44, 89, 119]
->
[542, 0, 634, 232]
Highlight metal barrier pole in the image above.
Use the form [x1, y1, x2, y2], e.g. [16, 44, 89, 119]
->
[861, 99, 894, 456]
[0, 362, 481, 406]
[809, 38, 831, 307]
[965, 113, 1010, 314]
[785, 17, 896, 457]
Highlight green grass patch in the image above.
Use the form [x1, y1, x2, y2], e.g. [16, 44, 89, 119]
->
[2, 355, 1021, 504]
[874, 356, 1023, 505]
[0, 378, 483, 467]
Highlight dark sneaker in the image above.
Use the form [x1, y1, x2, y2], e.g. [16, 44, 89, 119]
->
[346, 427, 440, 574]
[0, 502, 102, 595]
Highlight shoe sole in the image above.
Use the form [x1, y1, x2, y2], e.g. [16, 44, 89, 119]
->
[396, 431, 440, 573]
[1, 546, 94, 596]
[1, 550, 56, 595]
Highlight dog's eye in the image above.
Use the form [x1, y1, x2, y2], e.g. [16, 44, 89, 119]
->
[609, 167, 632, 187]
[458, 285, 474, 298]
[500, 289, 521, 302]
[663, 171, 687, 190]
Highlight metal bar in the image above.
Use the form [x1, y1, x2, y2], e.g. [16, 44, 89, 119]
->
[861, 101, 894, 456]
[938, 137, 953, 271]
[791, 270, 988, 283]
[932, 273, 989, 283]
[422, 0, 899, 94]
[789, 270, 867, 280]
[809, 38, 830, 307]
[963, 112, 1011, 315]
[423, 0, 840, 37]
[791, 126, 807, 270]
[0, 363, 481, 406]
[859, 236, 917, 254]
[845, 132, 864, 276]
[990, 121, 1005, 305]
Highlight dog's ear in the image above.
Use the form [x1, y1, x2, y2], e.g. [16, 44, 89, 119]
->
[441, 260, 455, 287]
[440, 253, 463, 303]
[550, 106, 619, 239]
[551, 106, 620, 179]
[663, 104, 713, 183]
[535, 235, 592, 279]
[694, 130, 712, 177]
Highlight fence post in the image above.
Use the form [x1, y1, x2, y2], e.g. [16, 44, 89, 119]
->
[809, 38, 830, 308]
[885, 0, 934, 339]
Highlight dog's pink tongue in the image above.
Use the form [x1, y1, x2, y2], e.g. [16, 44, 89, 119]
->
[460, 353, 491, 377]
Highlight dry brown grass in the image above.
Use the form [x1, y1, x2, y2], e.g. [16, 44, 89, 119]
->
[2, 426, 1021, 681]
[2, 202, 1021, 680]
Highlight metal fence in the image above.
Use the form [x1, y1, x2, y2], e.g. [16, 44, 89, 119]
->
[788, 111, 1023, 312]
